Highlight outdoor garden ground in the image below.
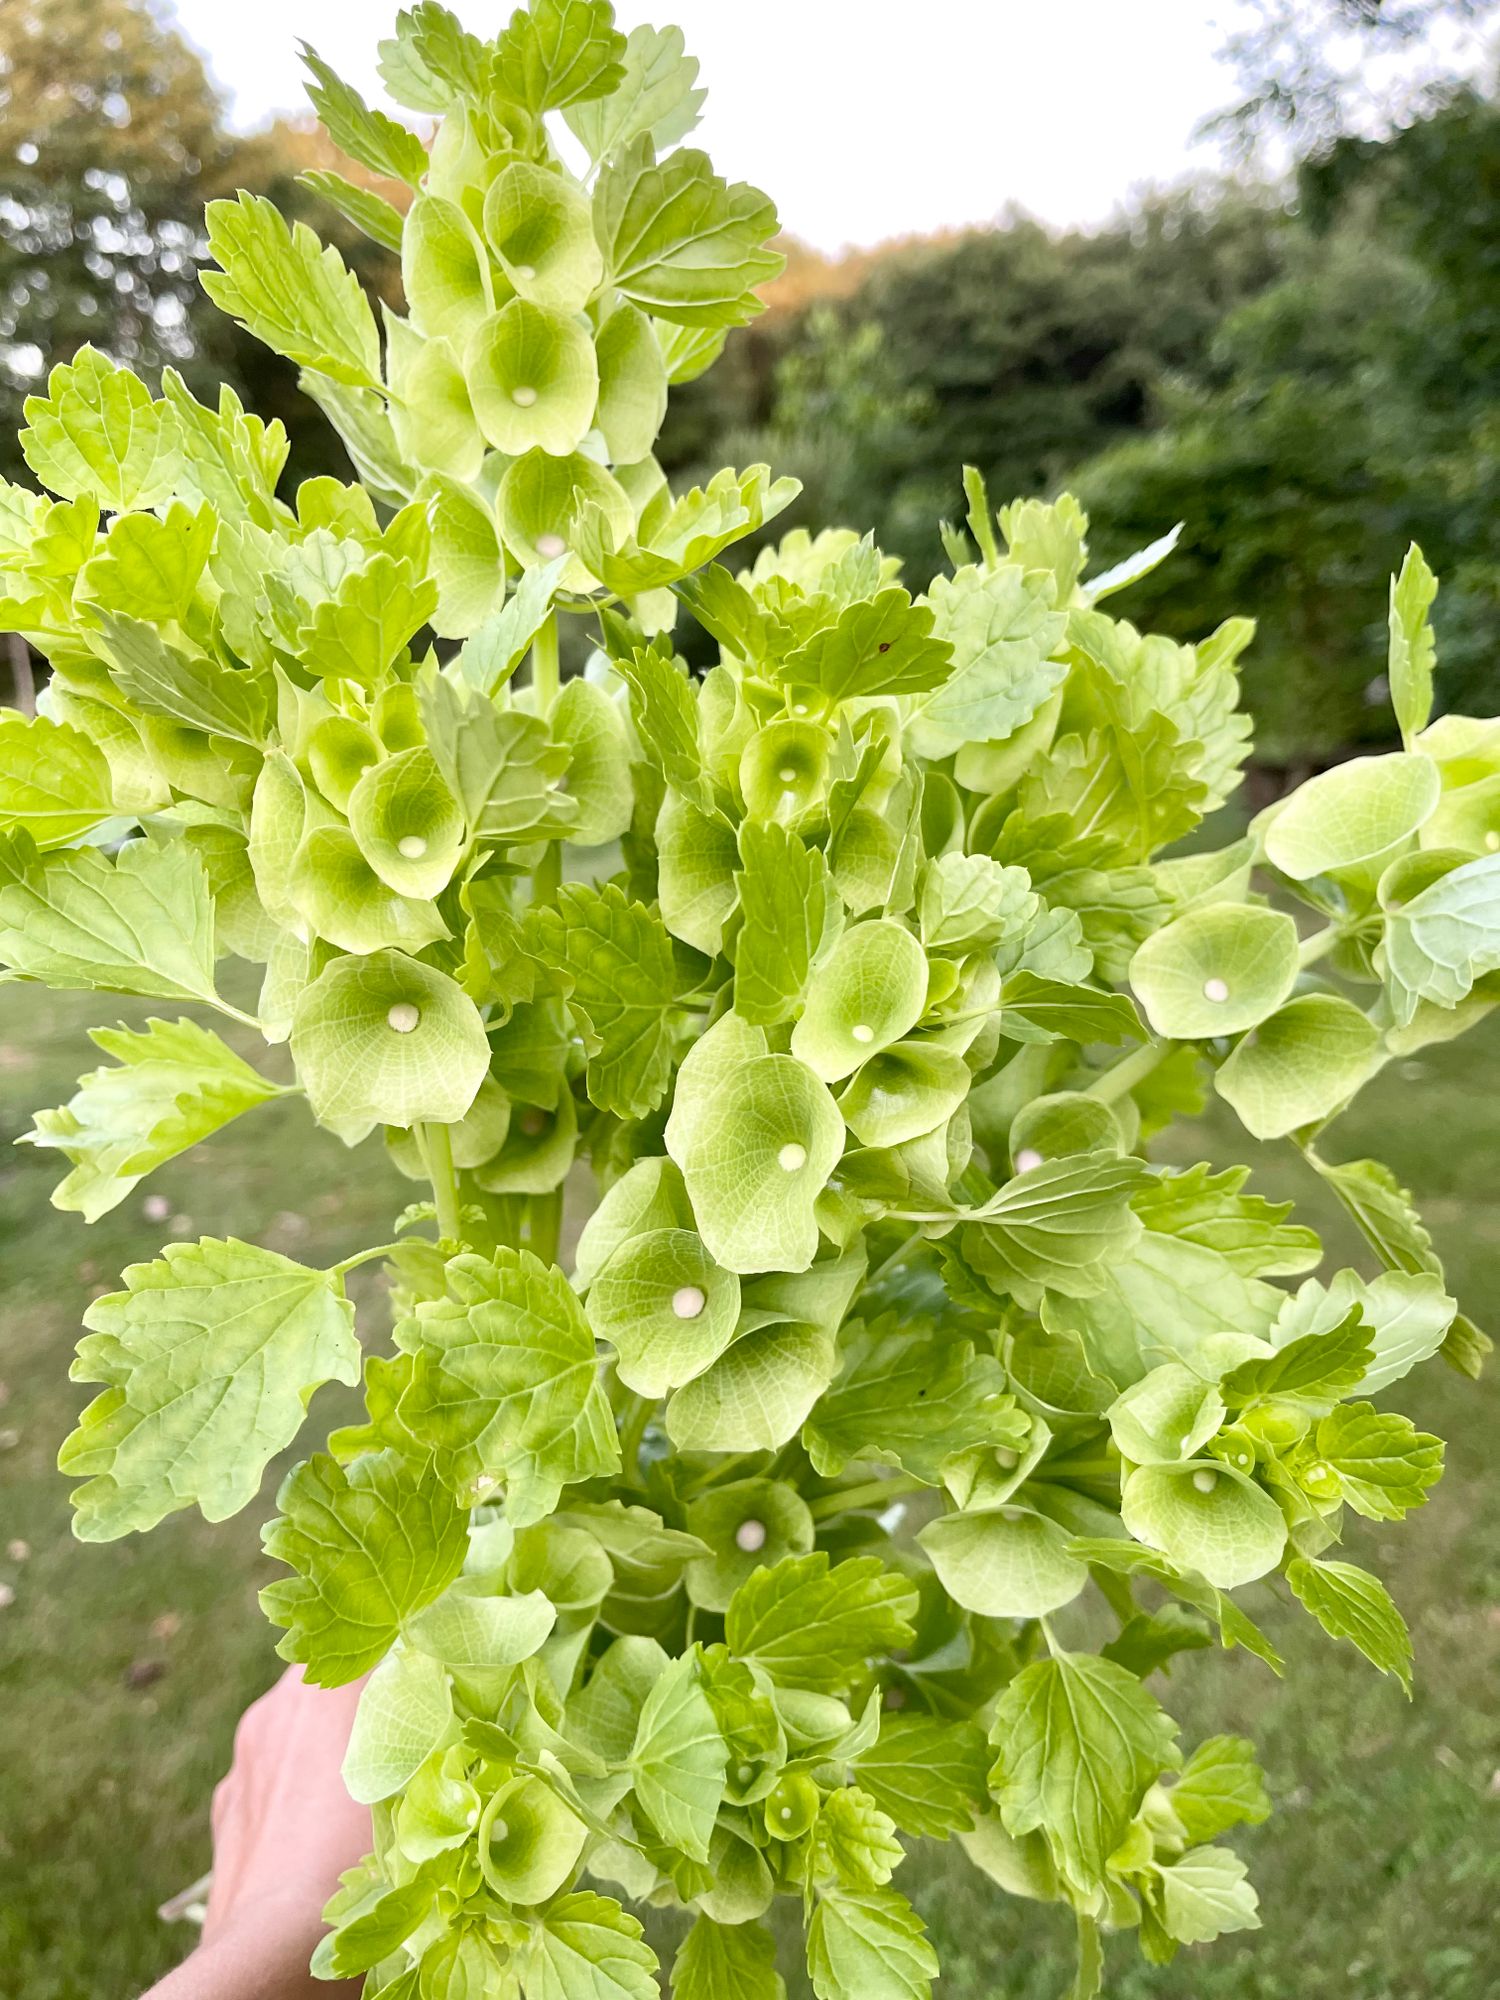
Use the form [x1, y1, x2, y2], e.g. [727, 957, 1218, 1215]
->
[1, 981, 1496, 2000]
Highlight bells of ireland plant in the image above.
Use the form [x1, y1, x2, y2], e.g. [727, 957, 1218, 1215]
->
[4, 4, 1495, 1995]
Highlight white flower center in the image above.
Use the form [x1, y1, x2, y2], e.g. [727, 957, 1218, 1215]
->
[386, 1002, 421, 1034]
[1191, 1467, 1218, 1494]
[778, 766, 798, 784]
[489, 1819, 509, 1842]
[397, 834, 427, 859]
[671, 1284, 706, 1320]
[1203, 976, 1230, 1003]
[737, 1762, 754, 1785]
[792, 702, 809, 716]
[996, 1447, 1019, 1470]
[511, 384, 538, 407]
[777, 1142, 807, 1172]
[1014, 1147, 1044, 1174]
[850, 1022, 875, 1044]
[735, 1518, 767, 1552]
[514, 263, 536, 281]
[535, 533, 567, 558]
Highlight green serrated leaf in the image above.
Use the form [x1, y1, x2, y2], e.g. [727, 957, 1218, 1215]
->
[0, 713, 115, 849]
[854, 1716, 990, 1840]
[1164, 1735, 1271, 1845]
[1314, 1402, 1443, 1520]
[0, 833, 222, 1008]
[261, 1447, 468, 1684]
[520, 1892, 660, 2000]
[629, 1650, 728, 1862]
[806, 1886, 937, 2000]
[594, 139, 782, 329]
[1388, 543, 1438, 749]
[61, 1237, 359, 1539]
[21, 347, 180, 509]
[398, 1246, 619, 1517]
[300, 42, 428, 186]
[734, 821, 841, 1026]
[1285, 1557, 1413, 1694]
[529, 883, 681, 1119]
[204, 194, 382, 389]
[23, 1016, 286, 1222]
[670, 1916, 784, 2000]
[568, 20, 705, 160]
[988, 1651, 1179, 1893]
[725, 1553, 917, 1695]
[493, 0, 627, 113]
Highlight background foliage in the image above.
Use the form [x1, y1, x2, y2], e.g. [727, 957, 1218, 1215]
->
[4, 0, 1498, 761]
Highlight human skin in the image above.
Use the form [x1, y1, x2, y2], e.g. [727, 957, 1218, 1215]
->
[144, 1667, 369, 2000]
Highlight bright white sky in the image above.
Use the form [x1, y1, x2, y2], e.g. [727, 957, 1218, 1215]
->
[165, 0, 1244, 252]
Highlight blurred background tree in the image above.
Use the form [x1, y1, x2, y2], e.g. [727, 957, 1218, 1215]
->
[0, 0, 403, 493]
[0, 0, 224, 470]
[0, 0, 1495, 758]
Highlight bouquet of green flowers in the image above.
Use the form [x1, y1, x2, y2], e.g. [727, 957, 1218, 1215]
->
[2, 5, 1495, 1994]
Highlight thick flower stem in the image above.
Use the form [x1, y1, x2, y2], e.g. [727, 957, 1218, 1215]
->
[417, 1120, 463, 1247]
[807, 1473, 926, 1521]
[618, 1391, 653, 1483]
[530, 610, 563, 911]
[1297, 922, 1341, 968]
[1085, 1037, 1169, 1105]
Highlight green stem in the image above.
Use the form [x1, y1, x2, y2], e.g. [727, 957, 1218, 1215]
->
[209, 998, 266, 1033]
[618, 1392, 653, 1484]
[531, 1186, 564, 1268]
[866, 1228, 923, 1288]
[328, 1240, 407, 1280]
[808, 1474, 925, 1521]
[530, 611, 562, 908]
[1298, 922, 1341, 969]
[417, 1121, 463, 1247]
[1085, 1037, 1169, 1104]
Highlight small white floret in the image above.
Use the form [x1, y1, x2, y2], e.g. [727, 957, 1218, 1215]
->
[386, 1002, 421, 1034]
[671, 1284, 706, 1320]
[397, 834, 427, 859]
[778, 1142, 807, 1172]
[536, 532, 567, 558]
[511, 384, 538, 407]
[1014, 1147, 1044, 1174]
[1203, 976, 1230, 1003]
[735, 1518, 767, 1553]
[1191, 1467, 1218, 1494]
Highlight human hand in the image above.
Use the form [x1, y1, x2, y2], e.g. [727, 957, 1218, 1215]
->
[148, 1666, 370, 2000]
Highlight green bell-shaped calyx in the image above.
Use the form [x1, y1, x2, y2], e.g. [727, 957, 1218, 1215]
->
[402, 193, 494, 344]
[586, 1225, 740, 1395]
[476, 1772, 588, 1905]
[496, 449, 633, 589]
[483, 160, 604, 313]
[594, 302, 669, 463]
[347, 746, 465, 901]
[290, 949, 490, 1135]
[1121, 1459, 1288, 1589]
[791, 919, 930, 1081]
[1130, 903, 1300, 1041]
[467, 298, 600, 457]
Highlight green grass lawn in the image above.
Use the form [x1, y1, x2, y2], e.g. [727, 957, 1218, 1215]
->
[1, 982, 1496, 2000]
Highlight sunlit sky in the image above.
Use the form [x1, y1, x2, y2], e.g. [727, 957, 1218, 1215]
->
[166, 0, 1249, 252]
